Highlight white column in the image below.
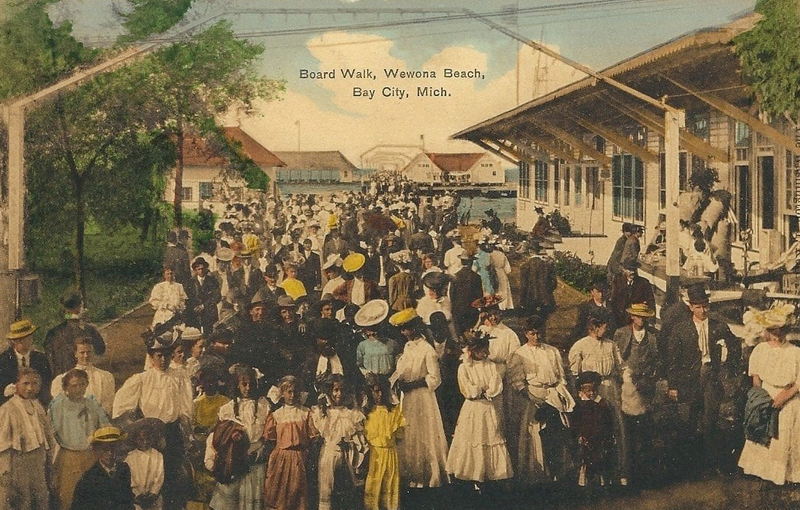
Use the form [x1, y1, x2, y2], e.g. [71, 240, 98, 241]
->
[665, 109, 685, 296]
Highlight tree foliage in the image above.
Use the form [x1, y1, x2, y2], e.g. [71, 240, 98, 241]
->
[117, 0, 196, 43]
[735, 0, 800, 123]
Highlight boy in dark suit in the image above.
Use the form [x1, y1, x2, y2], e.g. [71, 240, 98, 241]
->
[71, 426, 135, 510]
[0, 319, 52, 406]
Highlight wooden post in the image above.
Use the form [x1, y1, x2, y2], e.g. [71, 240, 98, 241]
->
[665, 108, 685, 304]
[7, 105, 24, 272]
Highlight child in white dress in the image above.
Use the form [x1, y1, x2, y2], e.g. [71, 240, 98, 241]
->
[446, 330, 514, 484]
[124, 420, 164, 510]
[312, 374, 368, 510]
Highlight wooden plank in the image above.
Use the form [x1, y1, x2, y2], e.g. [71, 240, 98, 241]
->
[528, 120, 612, 164]
[601, 92, 730, 163]
[569, 115, 659, 163]
[470, 138, 521, 166]
[664, 76, 800, 156]
[507, 133, 580, 164]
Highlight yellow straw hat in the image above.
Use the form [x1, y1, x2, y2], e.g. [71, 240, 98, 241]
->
[7, 319, 36, 340]
[342, 253, 366, 273]
[389, 308, 419, 327]
[626, 303, 656, 317]
[89, 426, 127, 444]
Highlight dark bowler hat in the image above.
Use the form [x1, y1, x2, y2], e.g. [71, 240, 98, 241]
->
[192, 257, 209, 269]
[422, 271, 450, 290]
[687, 284, 710, 305]
[622, 259, 640, 271]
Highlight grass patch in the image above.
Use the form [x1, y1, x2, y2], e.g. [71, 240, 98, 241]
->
[22, 225, 163, 348]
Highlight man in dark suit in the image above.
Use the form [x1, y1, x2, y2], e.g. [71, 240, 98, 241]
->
[228, 251, 263, 311]
[408, 225, 434, 255]
[606, 222, 632, 285]
[450, 254, 483, 334]
[252, 265, 287, 307]
[186, 257, 221, 334]
[609, 260, 655, 328]
[300, 238, 322, 294]
[71, 426, 135, 510]
[0, 319, 53, 406]
[517, 240, 557, 320]
[665, 285, 741, 473]
[44, 291, 106, 375]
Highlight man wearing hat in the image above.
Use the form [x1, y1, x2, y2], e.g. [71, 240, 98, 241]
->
[606, 223, 633, 284]
[518, 240, 557, 321]
[620, 224, 643, 271]
[299, 237, 322, 296]
[335, 253, 379, 306]
[613, 303, 660, 484]
[71, 426, 136, 509]
[163, 230, 191, 290]
[113, 330, 193, 509]
[253, 265, 287, 306]
[665, 285, 741, 474]
[228, 248, 264, 311]
[609, 259, 655, 328]
[44, 290, 106, 376]
[213, 247, 235, 314]
[186, 256, 222, 335]
[0, 319, 52, 406]
[450, 253, 483, 335]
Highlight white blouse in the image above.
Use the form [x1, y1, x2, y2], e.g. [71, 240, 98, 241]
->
[457, 358, 503, 400]
[391, 338, 442, 391]
[125, 448, 164, 499]
[509, 343, 566, 391]
[112, 368, 192, 423]
[217, 397, 270, 446]
[480, 323, 521, 378]
[568, 336, 622, 378]
[749, 342, 800, 397]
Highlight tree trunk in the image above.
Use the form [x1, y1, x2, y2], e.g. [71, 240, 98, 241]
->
[173, 121, 185, 228]
[74, 175, 86, 301]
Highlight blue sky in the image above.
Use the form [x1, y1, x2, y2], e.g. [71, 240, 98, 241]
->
[54, 0, 756, 162]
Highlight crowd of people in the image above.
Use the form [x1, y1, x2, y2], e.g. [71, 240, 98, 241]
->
[0, 189, 798, 510]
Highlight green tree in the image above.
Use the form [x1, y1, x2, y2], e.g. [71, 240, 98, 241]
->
[129, 20, 284, 227]
[735, 0, 800, 181]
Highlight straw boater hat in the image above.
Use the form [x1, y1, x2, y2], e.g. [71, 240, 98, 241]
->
[89, 426, 127, 445]
[342, 253, 366, 273]
[388, 308, 421, 328]
[322, 254, 343, 271]
[216, 247, 234, 262]
[389, 249, 412, 265]
[7, 319, 36, 340]
[180, 326, 203, 341]
[354, 299, 390, 328]
[626, 303, 656, 318]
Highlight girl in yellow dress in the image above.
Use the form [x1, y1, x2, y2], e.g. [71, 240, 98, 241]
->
[363, 374, 405, 510]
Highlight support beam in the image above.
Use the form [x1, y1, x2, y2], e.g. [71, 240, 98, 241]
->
[601, 92, 730, 163]
[664, 76, 800, 156]
[471, 138, 521, 166]
[528, 120, 612, 164]
[665, 109, 685, 302]
[507, 133, 580, 164]
[570, 115, 659, 163]
[6, 105, 24, 271]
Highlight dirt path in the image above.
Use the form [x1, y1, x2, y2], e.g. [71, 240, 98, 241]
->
[94, 303, 152, 387]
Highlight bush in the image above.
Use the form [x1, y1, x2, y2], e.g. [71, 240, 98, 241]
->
[553, 251, 606, 292]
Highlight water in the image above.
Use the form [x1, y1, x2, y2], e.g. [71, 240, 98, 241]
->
[277, 182, 517, 222]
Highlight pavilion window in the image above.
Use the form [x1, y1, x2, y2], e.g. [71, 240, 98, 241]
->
[534, 160, 548, 202]
[519, 161, 531, 199]
[574, 166, 583, 206]
[612, 154, 644, 222]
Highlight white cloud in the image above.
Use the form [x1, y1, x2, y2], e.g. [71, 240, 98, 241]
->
[233, 31, 582, 165]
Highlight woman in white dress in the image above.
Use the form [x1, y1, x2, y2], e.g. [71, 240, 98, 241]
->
[509, 316, 574, 484]
[388, 309, 449, 488]
[446, 331, 513, 483]
[738, 305, 800, 485]
[148, 267, 188, 327]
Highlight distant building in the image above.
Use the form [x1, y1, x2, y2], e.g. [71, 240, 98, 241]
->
[273, 151, 360, 183]
[401, 152, 505, 185]
[164, 126, 285, 213]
